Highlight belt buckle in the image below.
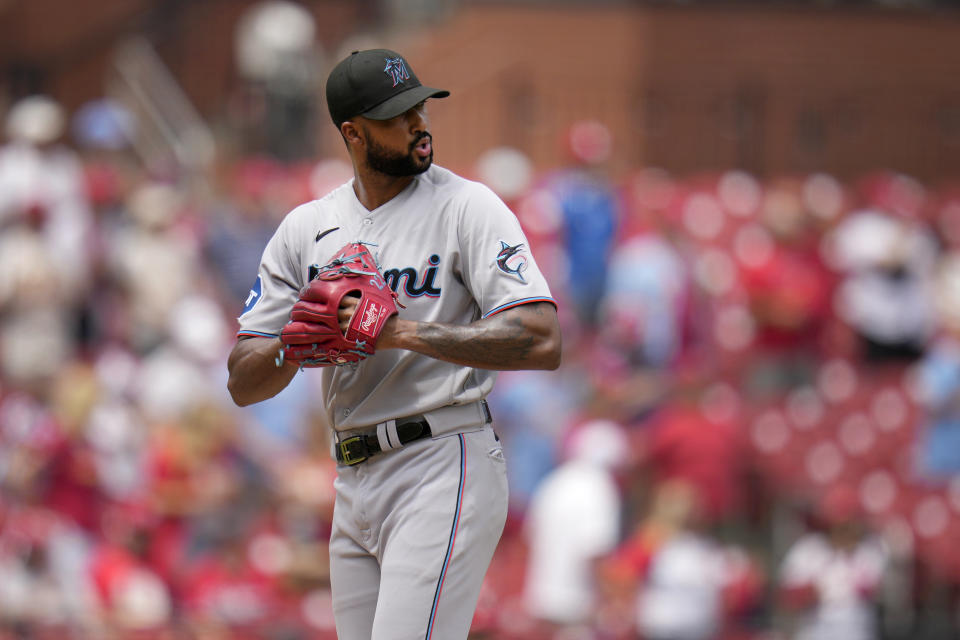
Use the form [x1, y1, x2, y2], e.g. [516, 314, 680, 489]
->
[338, 436, 368, 466]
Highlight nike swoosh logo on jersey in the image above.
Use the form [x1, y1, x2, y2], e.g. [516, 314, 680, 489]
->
[315, 226, 340, 242]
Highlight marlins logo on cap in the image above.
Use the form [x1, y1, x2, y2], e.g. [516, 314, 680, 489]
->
[384, 57, 410, 87]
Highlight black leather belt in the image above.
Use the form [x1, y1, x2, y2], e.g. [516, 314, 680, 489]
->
[335, 417, 431, 466]
[335, 401, 492, 466]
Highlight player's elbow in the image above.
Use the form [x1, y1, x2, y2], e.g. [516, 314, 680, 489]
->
[229, 390, 252, 408]
[530, 320, 562, 370]
[537, 332, 562, 370]
[226, 350, 253, 406]
[226, 361, 270, 408]
[227, 376, 254, 407]
[524, 303, 562, 370]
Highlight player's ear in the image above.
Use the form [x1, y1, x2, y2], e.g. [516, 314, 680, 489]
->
[341, 120, 363, 148]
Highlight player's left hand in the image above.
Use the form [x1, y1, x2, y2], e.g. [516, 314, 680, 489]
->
[278, 242, 400, 367]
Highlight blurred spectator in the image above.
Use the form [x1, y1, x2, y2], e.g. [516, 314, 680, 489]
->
[181, 533, 278, 636]
[604, 480, 760, 640]
[0, 541, 69, 630]
[523, 419, 629, 631]
[84, 390, 148, 503]
[599, 230, 688, 370]
[543, 120, 619, 328]
[640, 387, 747, 526]
[740, 180, 835, 376]
[0, 226, 75, 386]
[475, 147, 535, 209]
[107, 180, 202, 352]
[134, 294, 232, 423]
[71, 99, 136, 154]
[145, 402, 266, 577]
[828, 208, 938, 362]
[66, 98, 146, 357]
[88, 503, 173, 634]
[41, 365, 109, 534]
[778, 487, 889, 640]
[204, 155, 308, 307]
[0, 96, 93, 296]
[487, 362, 588, 511]
[0, 95, 94, 388]
[0, 505, 96, 633]
[913, 252, 960, 477]
[232, 1, 321, 161]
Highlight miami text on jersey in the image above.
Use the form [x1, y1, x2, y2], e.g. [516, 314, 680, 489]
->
[384, 254, 442, 298]
[308, 254, 442, 299]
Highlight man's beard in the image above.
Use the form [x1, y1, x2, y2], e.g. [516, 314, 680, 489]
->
[365, 131, 432, 177]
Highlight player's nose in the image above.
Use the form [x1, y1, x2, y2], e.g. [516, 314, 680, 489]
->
[406, 105, 428, 132]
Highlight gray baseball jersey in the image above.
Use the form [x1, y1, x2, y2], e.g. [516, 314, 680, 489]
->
[237, 164, 555, 433]
[237, 163, 554, 639]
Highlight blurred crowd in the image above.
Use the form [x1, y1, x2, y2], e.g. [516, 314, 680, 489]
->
[1, 91, 960, 640]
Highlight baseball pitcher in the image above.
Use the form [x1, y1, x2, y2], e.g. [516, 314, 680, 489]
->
[227, 48, 561, 640]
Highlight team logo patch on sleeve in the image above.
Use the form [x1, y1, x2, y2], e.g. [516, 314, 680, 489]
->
[242, 275, 263, 315]
[495, 241, 528, 283]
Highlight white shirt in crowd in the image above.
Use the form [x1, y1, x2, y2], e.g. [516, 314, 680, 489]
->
[523, 420, 626, 625]
[635, 532, 726, 640]
[779, 532, 888, 640]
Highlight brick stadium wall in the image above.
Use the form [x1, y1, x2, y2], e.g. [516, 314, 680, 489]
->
[3, 1, 960, 180]
[377, 4, 960, 180]
[634, 5, 960, 181]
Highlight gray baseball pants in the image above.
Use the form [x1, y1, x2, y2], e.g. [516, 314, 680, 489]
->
[329, 424, 508, 640]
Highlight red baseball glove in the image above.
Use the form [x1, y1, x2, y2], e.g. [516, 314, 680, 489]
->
[277, 242, 400, 367]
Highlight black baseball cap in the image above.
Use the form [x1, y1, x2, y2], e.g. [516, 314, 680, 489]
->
[325, 49, 449, 128]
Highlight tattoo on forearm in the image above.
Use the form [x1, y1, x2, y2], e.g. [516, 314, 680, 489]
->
[416, 319, 535, 366]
